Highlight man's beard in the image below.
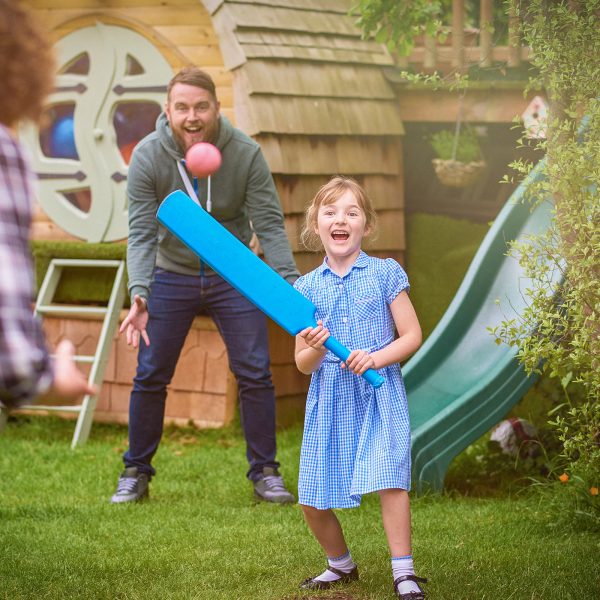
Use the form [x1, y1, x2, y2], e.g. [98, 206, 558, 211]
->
[173, 120, 220, 152]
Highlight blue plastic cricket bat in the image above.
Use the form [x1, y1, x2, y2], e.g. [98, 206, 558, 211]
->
[156, 190, 385, 388]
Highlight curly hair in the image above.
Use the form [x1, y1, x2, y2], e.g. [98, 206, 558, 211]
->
[0, 0, 55, 127]
[300, 175, 379, 252]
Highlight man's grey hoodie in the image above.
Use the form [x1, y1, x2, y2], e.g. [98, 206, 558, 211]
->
[126, 112, 299, 302]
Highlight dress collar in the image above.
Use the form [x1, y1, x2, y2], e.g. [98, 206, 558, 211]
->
[317, 251, 369, 277]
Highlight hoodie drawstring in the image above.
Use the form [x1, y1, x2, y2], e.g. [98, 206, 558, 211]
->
[178, 158, 211, 277]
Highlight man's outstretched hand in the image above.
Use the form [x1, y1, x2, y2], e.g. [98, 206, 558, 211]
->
[119, 294, 150, 348]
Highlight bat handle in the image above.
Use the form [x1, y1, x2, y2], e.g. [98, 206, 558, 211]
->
[323, 337, 385, 389]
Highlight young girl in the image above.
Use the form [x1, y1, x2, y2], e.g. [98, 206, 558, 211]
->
[293, 176, 427, 599]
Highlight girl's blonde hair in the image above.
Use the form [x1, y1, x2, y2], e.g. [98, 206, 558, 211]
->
[300, 175, 378, 251]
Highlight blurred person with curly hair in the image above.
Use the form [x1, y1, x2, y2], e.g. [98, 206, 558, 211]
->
[0, 0, 95, 409]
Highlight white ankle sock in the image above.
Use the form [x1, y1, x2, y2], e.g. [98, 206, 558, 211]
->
[392, 555, 421, 595]
[315, 550, 356, 582]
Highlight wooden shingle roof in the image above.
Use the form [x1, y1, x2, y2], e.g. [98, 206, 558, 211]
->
[202, 0, 403, 138]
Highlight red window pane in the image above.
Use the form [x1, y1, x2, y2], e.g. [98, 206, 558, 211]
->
[113, 102, 161, 164]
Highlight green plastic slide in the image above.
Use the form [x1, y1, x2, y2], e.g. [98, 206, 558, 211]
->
[404, 160, 555, 492]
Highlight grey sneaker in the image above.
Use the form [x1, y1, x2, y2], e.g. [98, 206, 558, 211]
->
[110, 467, 149, 504]
[253, 467, 295, 504]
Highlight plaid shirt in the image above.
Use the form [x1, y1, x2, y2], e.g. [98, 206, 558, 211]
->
[0, 124, 52, 408]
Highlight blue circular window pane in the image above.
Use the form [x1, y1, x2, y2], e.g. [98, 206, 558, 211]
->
[39, 104, 79, 160]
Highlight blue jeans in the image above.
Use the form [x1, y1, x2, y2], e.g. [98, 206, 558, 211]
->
[123, 268, 279, 481]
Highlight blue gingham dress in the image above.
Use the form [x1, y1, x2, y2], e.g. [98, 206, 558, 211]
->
[293, 252, 412, 509]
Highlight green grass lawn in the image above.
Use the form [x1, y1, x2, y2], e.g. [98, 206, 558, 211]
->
[1, 416, 598, 600]
[8, 212, 594, 598]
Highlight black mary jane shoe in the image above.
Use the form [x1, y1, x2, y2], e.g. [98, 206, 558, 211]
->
[300, 565, 359, 590]
[393, 574, 428, 599]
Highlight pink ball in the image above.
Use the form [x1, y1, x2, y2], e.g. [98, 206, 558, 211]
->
[185, 142, 222, 177]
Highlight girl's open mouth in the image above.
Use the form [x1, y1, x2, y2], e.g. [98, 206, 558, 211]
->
[331, 230, 349, 241]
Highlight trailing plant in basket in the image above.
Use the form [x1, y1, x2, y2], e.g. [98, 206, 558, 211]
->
[429, 126, 485, 187]
[429, 127, 482, 163]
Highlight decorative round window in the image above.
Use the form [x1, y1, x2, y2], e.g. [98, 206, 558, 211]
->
[20, 23, 173, 242]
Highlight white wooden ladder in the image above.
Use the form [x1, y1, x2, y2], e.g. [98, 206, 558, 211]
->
[1, 259, 127, 448]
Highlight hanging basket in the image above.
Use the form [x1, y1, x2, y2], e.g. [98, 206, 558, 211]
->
[432, 158, 486, 188]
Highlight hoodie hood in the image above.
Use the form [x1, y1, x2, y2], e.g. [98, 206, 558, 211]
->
[155, 112, 235, 159]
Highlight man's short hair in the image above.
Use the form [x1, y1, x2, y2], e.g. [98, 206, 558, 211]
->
[167, 66, 217, 102]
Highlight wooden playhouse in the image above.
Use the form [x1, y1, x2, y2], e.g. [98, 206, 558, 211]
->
[23, 0, 407, 430]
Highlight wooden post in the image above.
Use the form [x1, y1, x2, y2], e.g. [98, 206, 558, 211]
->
[508, 3, 521, 67]
[423, 0, 437, 69]
[480, 0, 493, 67]
[424, 34, 437, 69]
[452, 0, 465, 69]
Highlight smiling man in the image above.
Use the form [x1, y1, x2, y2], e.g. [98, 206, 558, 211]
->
[112, 66, 299, 505]
[165, 77, 220, 149]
